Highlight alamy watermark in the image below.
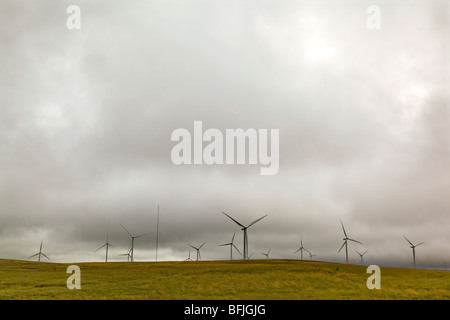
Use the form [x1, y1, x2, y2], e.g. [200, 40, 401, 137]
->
[366, 5, 381, 30]
[171, 121, 279, 175]
[366, 265, 381, 289]
[66, 265, 81, 289]
[66, 5, 81, 30]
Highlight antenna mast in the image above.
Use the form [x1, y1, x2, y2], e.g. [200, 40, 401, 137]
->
[156, 204, 160, 262]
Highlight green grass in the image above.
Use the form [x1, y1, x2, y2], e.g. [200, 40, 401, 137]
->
[0, 258, 449, 299]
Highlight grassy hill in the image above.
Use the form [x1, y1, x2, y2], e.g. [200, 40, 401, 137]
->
[0, 258, 449, 299]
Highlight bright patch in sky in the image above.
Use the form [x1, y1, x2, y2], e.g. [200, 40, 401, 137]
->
[35, 104, 70, 133]
[304, 38, 336, 63]
[399, 84, 429, 121]
[302, 17, 336, 63]
[255, 14, 336, 68]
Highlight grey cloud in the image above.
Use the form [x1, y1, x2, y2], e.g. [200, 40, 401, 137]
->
[0, 0, 449, 268]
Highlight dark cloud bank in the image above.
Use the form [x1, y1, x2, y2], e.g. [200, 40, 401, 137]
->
[0, 0, 449, 269]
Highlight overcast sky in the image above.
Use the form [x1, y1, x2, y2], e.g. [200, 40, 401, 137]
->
[0, 0, 449, 268]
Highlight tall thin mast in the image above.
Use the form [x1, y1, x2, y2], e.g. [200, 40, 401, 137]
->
[156, 204, 160, 262]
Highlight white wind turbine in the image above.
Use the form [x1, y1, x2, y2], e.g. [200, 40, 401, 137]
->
[184, 249, 193, 261]
[119, 245, 132, 262]
[188, 242, 206, 261]
[294, 236, 308, 260]
[306, 249, 317, 261]
[261, 248, 271, 259]
[120, 224, 151, 262]
[222, 211, 267, 260]
[338, 220, 363, 264]
[355, 250, 368, 265]
[403, 236, 424, 269]
[218, 232, 241, 260]
[29, 240, 50, 262]
[95, 232, 115, 262]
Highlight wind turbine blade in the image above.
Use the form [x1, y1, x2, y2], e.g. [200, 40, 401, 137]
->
[340, 220, 348, 238]
[232, 244, 242, 255]
[231, 232, 236, 243]
[268, 248, 271, 254]
[221, 212, 245, 228]
[41, 253, 50, 260]
[247, 215, 268, 228]
[199, 242, 206, 249]
[109, 244, 116, 248]
[416, 242, 425, 247]
[362, 250, 368, 255]
[348, 238, 363, 245]
[188, 244, 198, 250]
[40, 241, 43, 251]
[95, 244, 107, 252]
[218, 243, 231, 247]
[337, 241, 346, 254]
[135, 232, 151, 238]
[120, 224, 133, 237]
[355, 250, 361, 256]
[28, 253, 39, 258]
[294, 248, 301, 254]
[403, 236, 414, 246]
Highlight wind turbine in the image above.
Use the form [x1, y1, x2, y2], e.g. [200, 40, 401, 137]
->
[119, 245, 132, 262]
[29, 241, 50, 262]
[355, 250, 368, 265]
[119, 250, 132, 262]
[261, 248, 271, 259]
[294, 236, 308, 260]
[218, 232, 242, 260]
[120, 224, 151, 262]
[403, 236, 424, 269]
[338, 220, 363, 264]
[95, 232, 115, 262]
[184, 249, 193, 261]
[222, 211, 267, 260]
[188, 242, 206, 261]
[307, 250, 317, 261]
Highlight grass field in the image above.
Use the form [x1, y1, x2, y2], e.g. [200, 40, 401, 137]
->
[0, 258, 449, 300]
